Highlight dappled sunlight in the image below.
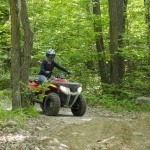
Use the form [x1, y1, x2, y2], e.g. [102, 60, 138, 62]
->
[0, 92, 12, 111]
[0, 134, 49, 142]
[0, 134, 29, 142]
[0, 135, 70, 149]
[81, 118, 92, 121]
[0, 102, 12, 110]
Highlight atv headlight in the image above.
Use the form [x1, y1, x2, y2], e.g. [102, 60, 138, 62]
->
[60, 86, 70, 95]
[77, 87, 82, 94]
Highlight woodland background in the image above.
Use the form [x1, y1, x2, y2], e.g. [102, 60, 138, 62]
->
[0, 0, 150, 112]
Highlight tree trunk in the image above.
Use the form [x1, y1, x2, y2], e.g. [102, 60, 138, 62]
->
[92, 0, 109, 83]
[10, 0, 33, 109]
[20, 0, 34, 107]
[10, 0, 22, 109]
[108, 0, 125, 84]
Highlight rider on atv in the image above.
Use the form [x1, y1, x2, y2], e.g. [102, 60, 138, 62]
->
[38, 49, 71, 83]
[29, 49, 86, 116]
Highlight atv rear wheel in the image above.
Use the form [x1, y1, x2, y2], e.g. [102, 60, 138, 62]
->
[71, 94, 86, 116]
[44, 93, 60, 116]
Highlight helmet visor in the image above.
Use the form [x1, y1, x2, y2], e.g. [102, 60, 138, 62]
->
[46, 54, 55, 59]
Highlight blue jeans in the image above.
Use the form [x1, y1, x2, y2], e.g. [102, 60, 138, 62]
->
[38, 75, 47, 83]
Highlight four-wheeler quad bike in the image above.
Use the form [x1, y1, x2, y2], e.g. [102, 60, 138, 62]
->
[28, 74, 86, 116]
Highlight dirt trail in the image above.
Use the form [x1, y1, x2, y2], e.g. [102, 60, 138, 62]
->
[0, 105, 150, 150]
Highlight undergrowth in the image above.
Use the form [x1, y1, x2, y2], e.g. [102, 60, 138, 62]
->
[85, 65, 150, 113]
[85, 93, 150, 113]
[0, 90, 38, 126]
[0, 107, 38, 126]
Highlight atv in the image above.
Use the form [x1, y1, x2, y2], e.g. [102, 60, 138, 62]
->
[28, 73, 86, 116]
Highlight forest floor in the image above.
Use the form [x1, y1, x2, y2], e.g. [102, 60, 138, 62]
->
[0, 104, 150, 150]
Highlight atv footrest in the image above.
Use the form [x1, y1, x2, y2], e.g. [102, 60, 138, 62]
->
[33, 98, 43, 104]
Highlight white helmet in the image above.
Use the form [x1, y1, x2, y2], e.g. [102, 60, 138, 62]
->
[46, 49, 56, 57]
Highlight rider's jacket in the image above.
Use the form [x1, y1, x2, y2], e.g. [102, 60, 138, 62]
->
[38, 59, 68, 78]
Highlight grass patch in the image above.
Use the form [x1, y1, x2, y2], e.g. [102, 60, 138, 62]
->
[85, 93, 150, 112]
[0, 106, 38, 126]
[0, 90, 38, 126]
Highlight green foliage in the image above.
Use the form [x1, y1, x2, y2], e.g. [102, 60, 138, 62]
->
[0, 90, 12, 109]
[86, 93, 150, 112]
[0, 107, 38, 126]
[0, 0, 149, 112]
[27, 0, 96, 74]
[0, 74, 10, 90]
[100, 95, 150, 112]
[122, 0, 148, 60]
[85, 66, 150, 112]
[0, 3, 11, 89]
[0, 90, 38, 126]
[123, 64, 150, 97]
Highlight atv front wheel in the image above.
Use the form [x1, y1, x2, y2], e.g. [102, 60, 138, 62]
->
[71, 94, 86, 116]
[44, 93, 60, 116]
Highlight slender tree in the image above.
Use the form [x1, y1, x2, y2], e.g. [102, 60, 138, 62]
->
[20, 0, 33, 107]
[10, 0, 22, 109]
[92, 0, 109, 83]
